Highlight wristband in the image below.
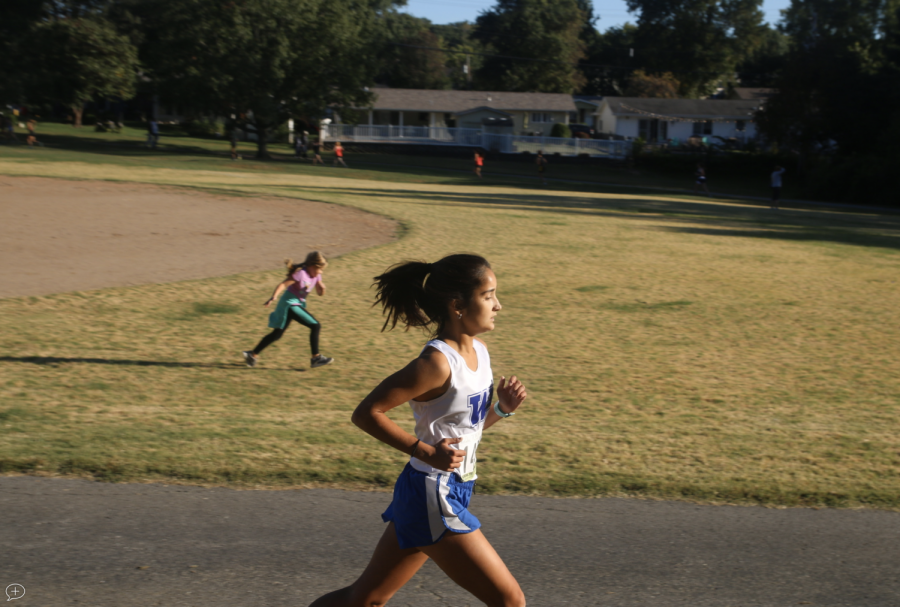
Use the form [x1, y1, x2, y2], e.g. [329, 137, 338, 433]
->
[493, 400, 515, 418]
[410, 439, 420, 458]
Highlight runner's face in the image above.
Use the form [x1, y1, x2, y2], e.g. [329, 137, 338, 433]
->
[306, 265, 322, 278]
[460, 269, 501, 334]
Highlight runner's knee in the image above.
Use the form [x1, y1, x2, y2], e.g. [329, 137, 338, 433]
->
[501, 589, 526, 607]
[348, 586, 393, 607]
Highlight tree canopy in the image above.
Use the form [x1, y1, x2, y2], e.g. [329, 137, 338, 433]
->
[757, 0, 900, 204]
[625, 0, 766, 96]
[472, 0, 587, 93]
[375, 13, 450, 90]
[29, 17, 139, 126]
[139, 0, 396, 157]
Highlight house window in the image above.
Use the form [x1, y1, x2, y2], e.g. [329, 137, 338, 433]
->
[639, 119, 668, 142]
[692, 120, 713, 136]
[531, 113, 554, 123]
[736, 120, 746, 132]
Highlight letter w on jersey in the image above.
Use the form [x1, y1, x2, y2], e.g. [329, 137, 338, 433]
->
[467, 386, 493, 426]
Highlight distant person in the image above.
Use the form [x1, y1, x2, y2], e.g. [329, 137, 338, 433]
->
[146, 120, 159, 148]
[294, 135, 303, 158]
[26, 119, 43, 147]
[242, 252, 334, 370]
[0, 115, 15, 142]
[333, 141, 348, 167]
[693, 163, 709, 196]
[311, 140, 324, 165]
[474, 151, 483, 178]
[536, 150, 548, 185]
[770, 165, 786, 210]
[230, 125, 240, 160]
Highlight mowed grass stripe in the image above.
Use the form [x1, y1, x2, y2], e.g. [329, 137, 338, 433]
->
[1, 160, 899, 508]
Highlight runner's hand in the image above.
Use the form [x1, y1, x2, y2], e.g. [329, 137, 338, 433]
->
[419, 438, 465, 472]
[497, 375, 527, 414]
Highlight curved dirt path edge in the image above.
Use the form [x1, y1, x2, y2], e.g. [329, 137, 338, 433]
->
[0, 175, 399, 298]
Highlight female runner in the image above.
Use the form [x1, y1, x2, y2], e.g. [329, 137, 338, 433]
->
[308, 253, 527, 607]
[243, 251, 333, 369]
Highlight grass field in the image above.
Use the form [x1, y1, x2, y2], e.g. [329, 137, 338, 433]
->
[2, 133, 900, 509]
[1, 120, 808, 200]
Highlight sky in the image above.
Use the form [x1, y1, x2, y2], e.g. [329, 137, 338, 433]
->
[401, 0, 793, 30]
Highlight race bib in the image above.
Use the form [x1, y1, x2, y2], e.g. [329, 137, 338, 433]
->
[453, 429, 482, 482]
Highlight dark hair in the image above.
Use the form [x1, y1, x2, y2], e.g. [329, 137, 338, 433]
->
[373, 254, 492, 334]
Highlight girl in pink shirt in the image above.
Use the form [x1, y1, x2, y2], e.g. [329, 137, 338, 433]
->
[243, 251, 334, 368]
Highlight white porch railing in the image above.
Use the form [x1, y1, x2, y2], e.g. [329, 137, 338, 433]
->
[322, 124, 630, 159]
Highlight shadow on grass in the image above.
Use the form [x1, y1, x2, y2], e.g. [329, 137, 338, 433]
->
[32, 133, 225, 159]
[262, 183, 900, 251]
[0, 355, 305, 372]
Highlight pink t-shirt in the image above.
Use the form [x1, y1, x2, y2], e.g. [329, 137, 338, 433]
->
[287, 268, 321, 301]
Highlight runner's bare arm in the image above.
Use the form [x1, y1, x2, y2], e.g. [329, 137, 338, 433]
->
[483, 375, 527, 430]
[352, 350, 465, 471]
[315, 280, 326, 296]
[264, 278, 296, 307]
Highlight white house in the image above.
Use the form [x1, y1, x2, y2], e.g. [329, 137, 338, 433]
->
[347, 88, 577, 136]
[595, 97, 761, 143]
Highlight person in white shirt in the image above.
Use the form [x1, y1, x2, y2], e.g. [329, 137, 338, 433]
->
[771, 165, 786, 210]
[308, 253, 527, 607]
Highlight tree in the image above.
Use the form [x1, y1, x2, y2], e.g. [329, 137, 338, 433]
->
[625, 0, 766, 97]
[28, 17, 139, 126]
[623, 69, 680, 97]
[578, 23, 638, 95]
[141, 0, 396, 158]
[735, 24, 789, 87]
[376, 13, 450, 89]
[0, 3, 45, 103]
[432, 21, 486, 90]
[473, 0, 587, 93]
[757, 0, 900, 204]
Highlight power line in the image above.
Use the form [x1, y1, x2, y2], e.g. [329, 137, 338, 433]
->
[391, 42, 632, 72]
[390, 43, 771, 77]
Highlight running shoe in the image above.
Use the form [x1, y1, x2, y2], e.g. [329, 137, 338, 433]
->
[242, 351, 257, 368]
[310, 355, 334, 368]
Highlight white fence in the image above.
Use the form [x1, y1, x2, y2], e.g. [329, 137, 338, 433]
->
[323, 124, 630, 159]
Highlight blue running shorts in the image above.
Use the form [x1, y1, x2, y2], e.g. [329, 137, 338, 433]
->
[382, 463, 481, 549]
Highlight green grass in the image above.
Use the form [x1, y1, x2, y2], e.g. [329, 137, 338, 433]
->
[1, 131, 900, 509]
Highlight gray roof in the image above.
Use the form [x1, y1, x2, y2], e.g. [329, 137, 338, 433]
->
[366, 89, 577, 113]
[602, 97, 760, 119]
[732, 87, 777, 101]
[456, 106, 513, 117]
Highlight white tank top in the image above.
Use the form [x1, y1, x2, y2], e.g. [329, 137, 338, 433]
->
[409, 339, 494, 480]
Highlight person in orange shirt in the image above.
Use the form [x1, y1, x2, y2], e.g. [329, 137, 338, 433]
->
[333, 141, 348, 167]
[473, 151, 483, 178]
[26, 119, 43, 147]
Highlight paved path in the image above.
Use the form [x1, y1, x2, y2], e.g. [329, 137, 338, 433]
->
[2, 476, 898, 607]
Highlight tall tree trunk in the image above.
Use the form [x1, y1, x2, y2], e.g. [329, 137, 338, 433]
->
[255, 121, 270, 159]
[72, 106, 83, 128]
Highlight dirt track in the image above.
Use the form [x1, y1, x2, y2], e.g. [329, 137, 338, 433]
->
[0, 176, 397, 298]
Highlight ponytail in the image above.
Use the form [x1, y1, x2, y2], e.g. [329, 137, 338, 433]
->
[284, 258, 303, 280]
[284, 251, 327, 279]
[373, 254, 491, 335]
